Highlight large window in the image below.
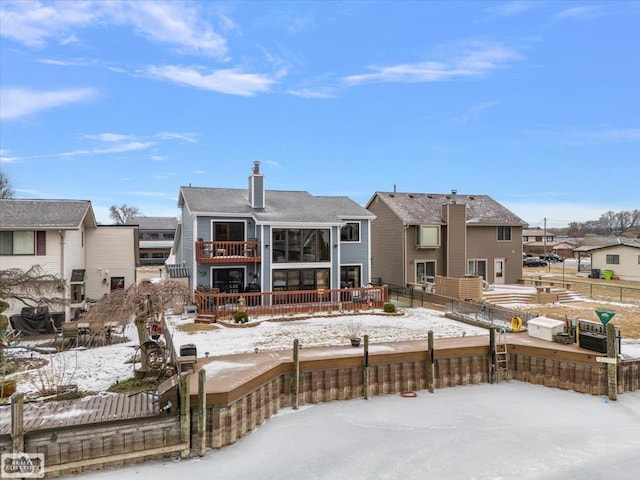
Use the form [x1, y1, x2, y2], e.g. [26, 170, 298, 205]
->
[340, 223, 360, 242]
[416, 226, 439, 248]
[467, 259, 487, 280]
[0, 231, 45, 255]
[415, 261, 436, 283]
[497, 226, 511, 241]
[273, 268, 330, 291]
[272, 228, 330, 263]
[341, 266, 361, 288]
[215, 222, 245, 241]
[606, 254, 620, 265]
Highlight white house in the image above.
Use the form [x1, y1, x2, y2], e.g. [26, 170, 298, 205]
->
[1, 199, 138, 320]
[589, 242, 640, 281]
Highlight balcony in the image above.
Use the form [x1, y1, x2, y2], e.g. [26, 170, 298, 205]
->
[196, 240, 261, 264]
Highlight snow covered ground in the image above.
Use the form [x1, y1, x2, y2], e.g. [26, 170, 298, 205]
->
[9, 306, 640, 396]
[61, 381, 640, 480]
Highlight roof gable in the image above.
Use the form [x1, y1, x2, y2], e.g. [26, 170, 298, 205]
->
[367, 192, 526, 226]
[0, 199, 96, 229]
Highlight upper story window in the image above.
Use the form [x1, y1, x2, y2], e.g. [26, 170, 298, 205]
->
[340, 222, 360, 242]
[416, 225, 440, 248]
[497, 226, 512, 241]
[606, 254, 620, 265]
[272, 228, 330, 263]
[0, 230, 46, 255]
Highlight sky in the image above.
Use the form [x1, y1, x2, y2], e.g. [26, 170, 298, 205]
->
[1, 1, 639, 228]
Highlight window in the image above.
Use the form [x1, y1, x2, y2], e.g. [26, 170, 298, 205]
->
[340, 223, 360, 242]
[467, 260, 487, 280]
[340, 266, 361, 288]
[638, 255, 640, 265]
[0, 230, 45, 255]
[272, 268, 330, 291]
[497, 226, 512, 241]
[416, 226, 439, 248]
[415, 261, 436, 283]
[606, 254, 620, 265]
[272, 228, 330, 263]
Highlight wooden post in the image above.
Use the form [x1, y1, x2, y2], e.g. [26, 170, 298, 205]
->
[489, 326, 496, 384]
[427, 330, 434, 393]
[179, 372, 191, 459]
[606, 323, 618, 401]
[11, 392, 24, 454]
[292, 339, 299, 410]
[197, 368, 207, 456]
[363, 335, 370, 400]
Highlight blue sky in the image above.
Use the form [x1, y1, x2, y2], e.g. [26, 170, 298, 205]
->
[1, 0, 638, 228]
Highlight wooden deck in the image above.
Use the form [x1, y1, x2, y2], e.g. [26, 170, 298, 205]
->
[0, 391, 159, 435]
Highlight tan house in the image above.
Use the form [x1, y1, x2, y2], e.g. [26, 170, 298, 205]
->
[587, 242, 640, 281]
[366, 190, 526, 287]
[0, 199, 138, 320]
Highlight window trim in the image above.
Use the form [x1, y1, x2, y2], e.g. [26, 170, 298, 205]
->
[606, 254, 620, 265]
[416, 225, 440, 248]
[497, 226, 512, 242]
[340, 222, 360, 243]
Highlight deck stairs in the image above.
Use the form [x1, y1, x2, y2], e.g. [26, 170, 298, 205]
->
[482, 288, 581, 305]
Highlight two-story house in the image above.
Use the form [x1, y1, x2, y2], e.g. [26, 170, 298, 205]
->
[173, 162, 376, 294]
[366, 190, 526, 287]
[0, 199, 137, 320]
[125, 216, 177, 266]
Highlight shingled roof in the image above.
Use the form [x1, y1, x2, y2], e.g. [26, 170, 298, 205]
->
[126, 216, 178, 230]
[367, 192, 526, 226]
[178, 187, 374, 224]
[0, 199, 96, 229]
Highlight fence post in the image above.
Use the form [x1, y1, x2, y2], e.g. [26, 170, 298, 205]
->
[427, 331, 434, 393]
[179, 372, 191, 459]
[292, 339, 300, 410]
[363, 335, 370, 400]
[606, 323, 617, 401]
[11, 392, 24, 454]
[197, 369, 206, 456]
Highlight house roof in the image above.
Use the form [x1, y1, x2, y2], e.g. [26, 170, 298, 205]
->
[523, 228, 552, 236]
[178, 187, 375, 224]
[588, 241, 640, 252]
[366, 192, 526, 226]
[0, 199, 97, 229]
[126, 216, 177, 230]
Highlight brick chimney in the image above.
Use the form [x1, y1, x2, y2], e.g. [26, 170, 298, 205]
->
[248, 161, 265, 209]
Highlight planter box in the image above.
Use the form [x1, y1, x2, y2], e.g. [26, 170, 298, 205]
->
[527, 317, 565, 342]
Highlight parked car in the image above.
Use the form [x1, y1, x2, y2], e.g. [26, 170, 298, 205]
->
[523, 258, 548, 267]
[540, 254, 564, 263]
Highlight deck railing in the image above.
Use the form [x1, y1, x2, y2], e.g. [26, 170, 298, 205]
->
[194, 285, 389, 320]
[195, 240, 261, 264]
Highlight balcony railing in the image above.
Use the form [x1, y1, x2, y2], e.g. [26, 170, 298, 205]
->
[196, 240, 261, 264]
[194, 285, 389, 320]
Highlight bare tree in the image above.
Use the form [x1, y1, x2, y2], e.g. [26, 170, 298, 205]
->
[0, 266, 67, 309]
[0, 171, 15, 199]
[566, 221, 586, 237]
[80, 279, 191, 374]
[598, 209, 639, 236]
[109, 204, 141, 224]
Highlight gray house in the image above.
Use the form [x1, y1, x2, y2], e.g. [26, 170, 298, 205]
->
[366, 190, 526, 287]
[173, 162, 376, 293]
[126, 216, 177, 266]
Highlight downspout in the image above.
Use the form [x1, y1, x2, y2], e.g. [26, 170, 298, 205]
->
[58, 230, 67, 316]
[403, 224, 410, 287]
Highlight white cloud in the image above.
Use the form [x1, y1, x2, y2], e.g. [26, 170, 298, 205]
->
[82, 133, 137, 142]
[554, 5, 603, 20]
[491, 1, 540, 17]
[0, 0, 228, 58]
[0, 149, 20, 164]
[144, 65, 275, 96]
[453, 100, 500, 124]
[0, 87, 96, 120]
[287, 87, 336, 99]
[156, 132, 200, 144]
[93, 141, 155, 154]
[343, 42, 521, 86]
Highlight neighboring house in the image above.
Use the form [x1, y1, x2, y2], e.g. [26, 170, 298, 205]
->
[0, 199, 138, 320]
[523, 227, 559, 257]
[580, 240, 640, 281]
[126, 216, 177, 266]
[173, 162, 376, 293]
[365, 190, 526, 287]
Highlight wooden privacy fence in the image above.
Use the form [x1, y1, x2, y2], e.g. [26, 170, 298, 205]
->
[194, 285, 388, 320]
